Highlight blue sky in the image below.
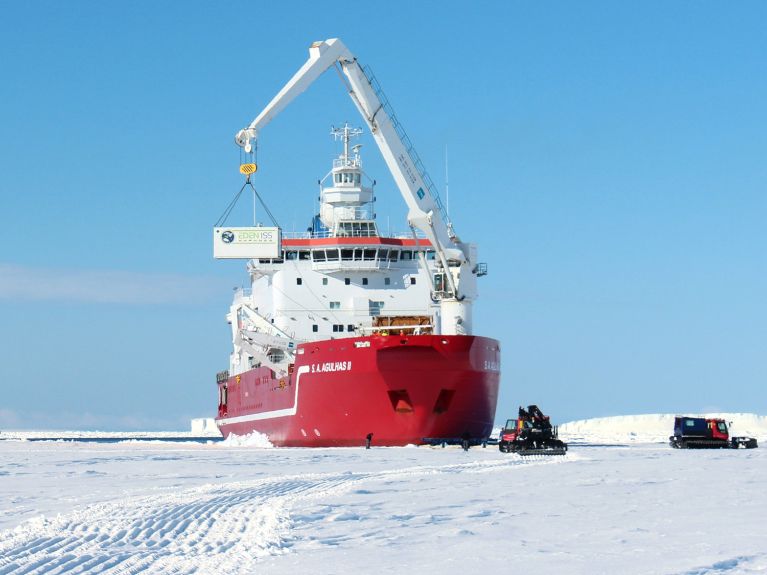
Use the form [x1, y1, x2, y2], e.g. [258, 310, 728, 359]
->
[1, 2, 765, 430]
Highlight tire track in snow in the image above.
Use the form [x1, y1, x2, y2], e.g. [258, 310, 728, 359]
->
[0, 454, 570, 574]
[677, 553, 767, 575]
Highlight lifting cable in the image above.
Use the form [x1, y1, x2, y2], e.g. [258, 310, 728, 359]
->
[214, 178, 281, 229]
[214, 181, 248, 227]
[250, 181, 280, 228]
[215, 141, 281, 229]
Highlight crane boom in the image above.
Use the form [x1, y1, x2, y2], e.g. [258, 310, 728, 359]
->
[235, 40, 352, 152]
[236, 39, 480, 335]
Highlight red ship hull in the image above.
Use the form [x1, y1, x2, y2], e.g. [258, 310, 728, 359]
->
[215, 334, 500, 447]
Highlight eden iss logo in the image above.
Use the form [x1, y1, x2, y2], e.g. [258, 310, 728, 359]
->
[213, 227, 281, 259]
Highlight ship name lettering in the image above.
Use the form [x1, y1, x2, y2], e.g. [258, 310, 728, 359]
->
[310, 360, 352, 373]
[483, 360, 500, 372]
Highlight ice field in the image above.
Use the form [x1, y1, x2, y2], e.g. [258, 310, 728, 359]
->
[1, 415, 766, 575]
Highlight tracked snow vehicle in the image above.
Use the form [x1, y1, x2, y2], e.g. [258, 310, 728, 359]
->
[669, 416, 758, 449]
[498, 405, 567, 456]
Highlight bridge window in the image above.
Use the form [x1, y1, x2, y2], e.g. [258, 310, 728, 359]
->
[286, 251, 298, 260]
[313, 250, 326, 262]
[341, 249, 354, 261]
[299, 251, 310, 260]
[363, 249, 376, 261]
[388, 250, 398, 262]
[401, 251, 412, 260]
[369, 301, 384, 316]
[337, 221, 377, 237]
[326, 249, 339, 261]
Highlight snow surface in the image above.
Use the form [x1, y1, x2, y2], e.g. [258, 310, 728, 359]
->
[1, 415, 765, 574]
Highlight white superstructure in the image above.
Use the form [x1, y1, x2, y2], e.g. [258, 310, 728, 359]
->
[226, 128, 441, 379]
[223, 38, 490, 380]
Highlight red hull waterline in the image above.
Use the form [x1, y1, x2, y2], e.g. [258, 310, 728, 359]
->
[216, 334, 501, 447]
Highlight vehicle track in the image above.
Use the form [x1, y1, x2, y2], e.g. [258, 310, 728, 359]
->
[0, 455, 566, 575]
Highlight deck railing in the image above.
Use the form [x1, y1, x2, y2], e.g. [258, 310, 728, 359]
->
[281, 229, 427, 240]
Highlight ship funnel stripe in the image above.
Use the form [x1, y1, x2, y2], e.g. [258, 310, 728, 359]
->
[218, 366, 310, 426]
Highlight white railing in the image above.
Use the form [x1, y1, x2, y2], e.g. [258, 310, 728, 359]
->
[362, 65, 452, 231]
[325, 207, 374, 222]
[312, 260, 386, 272]
[358, 324, 434, 334]
[281, 229, 428, 240]
[332, 158, 361, 169]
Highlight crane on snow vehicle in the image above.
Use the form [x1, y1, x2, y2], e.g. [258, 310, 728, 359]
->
[498, 405, 568, 456]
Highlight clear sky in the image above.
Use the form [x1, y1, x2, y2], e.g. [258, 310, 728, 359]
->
[1, 2, 765, 430]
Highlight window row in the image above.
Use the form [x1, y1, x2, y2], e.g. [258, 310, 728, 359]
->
[281, 248, 435, 263]
[313, 324, 356, 333]
[336, 221, 377, 238]
[296, 276, 411, 286]
[323, 301, 385, 312]
[334, 172, 361, 184]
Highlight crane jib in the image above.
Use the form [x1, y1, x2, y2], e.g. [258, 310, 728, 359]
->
[234, 38, 482, 335]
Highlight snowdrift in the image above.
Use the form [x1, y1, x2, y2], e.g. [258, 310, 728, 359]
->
[220, 430, 274, 448]
[560, 413, 767, 444]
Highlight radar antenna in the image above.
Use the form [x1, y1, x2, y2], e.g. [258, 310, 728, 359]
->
[331, 123, 363, 165]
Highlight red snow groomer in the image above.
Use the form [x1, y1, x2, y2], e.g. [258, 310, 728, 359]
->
[498, 405, 567, 456]
[669, 416, 758, 449]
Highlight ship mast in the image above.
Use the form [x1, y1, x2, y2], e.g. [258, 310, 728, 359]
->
[333, 123, 362, 166]
[315, 123, 377, 238]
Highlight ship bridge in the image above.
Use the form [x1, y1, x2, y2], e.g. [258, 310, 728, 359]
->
[317, 124, 378, 239]
[250, 236, 435, 274]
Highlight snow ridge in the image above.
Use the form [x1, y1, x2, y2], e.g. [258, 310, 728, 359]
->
[560, 413, 767, 444]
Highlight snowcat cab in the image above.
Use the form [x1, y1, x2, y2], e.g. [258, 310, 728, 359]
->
[669, 416, 758, 449]
[498, 404, 567, 456]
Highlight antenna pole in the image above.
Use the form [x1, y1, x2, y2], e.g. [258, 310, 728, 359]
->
[343, 123, 349, 161]
[445, 144, 449, 216]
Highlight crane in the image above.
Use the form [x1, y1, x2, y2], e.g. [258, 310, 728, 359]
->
[235, 39, 484, 335]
